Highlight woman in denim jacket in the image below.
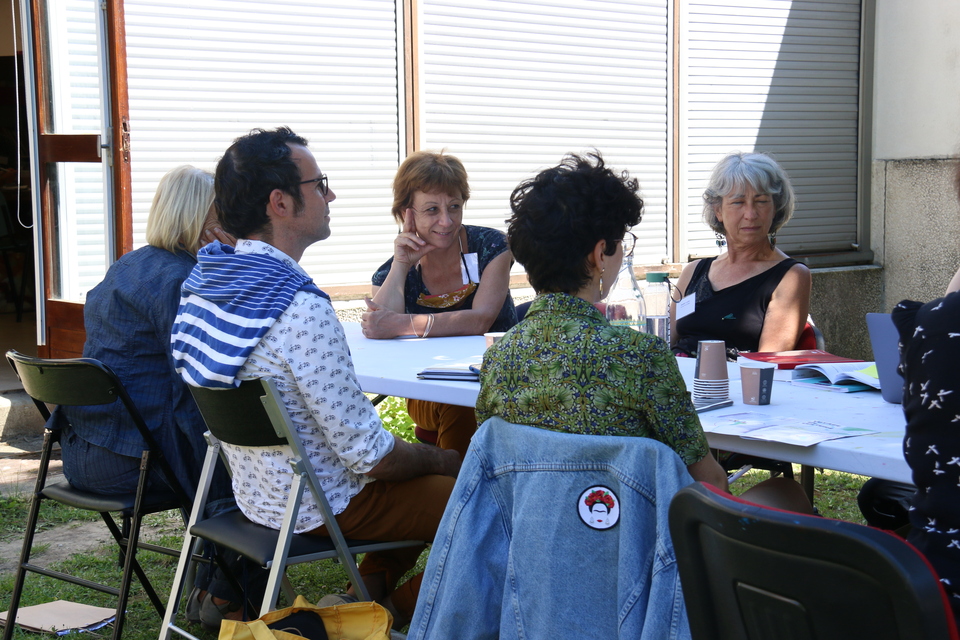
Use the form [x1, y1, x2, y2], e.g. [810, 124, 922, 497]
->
[54, 166, 245, 627]
[58, 165, 228, 498]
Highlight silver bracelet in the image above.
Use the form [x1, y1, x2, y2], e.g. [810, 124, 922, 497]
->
[410, 314, 421, 338]
[422, 313, 435, 338]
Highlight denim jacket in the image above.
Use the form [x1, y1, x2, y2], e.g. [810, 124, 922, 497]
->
[57, 246, 207, 490]
[408, 418, 695, 640]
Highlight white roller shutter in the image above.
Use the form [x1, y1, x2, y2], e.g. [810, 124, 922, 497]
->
[680, 0, 861, 259]
[122, 0, 403, 287]
[419, 0, 670, 266]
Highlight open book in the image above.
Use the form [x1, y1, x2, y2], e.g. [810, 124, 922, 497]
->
[706, 411, 878, 446]
[791, 362, 881, 393]
[417, 362, 482, 382]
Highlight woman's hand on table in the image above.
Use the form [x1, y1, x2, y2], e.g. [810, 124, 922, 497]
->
[361, 298, 404, 339]
[393, 208, 437, 266]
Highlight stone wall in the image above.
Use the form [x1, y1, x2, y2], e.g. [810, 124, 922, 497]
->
[873, 158, 960, 311]
[808, 266, 883, 360]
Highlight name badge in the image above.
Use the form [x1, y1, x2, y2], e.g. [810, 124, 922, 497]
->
[461, 253, 480, 284]
[676, 293, 695, 320]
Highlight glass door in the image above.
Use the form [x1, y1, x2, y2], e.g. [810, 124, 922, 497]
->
[22, 0, 130, 356]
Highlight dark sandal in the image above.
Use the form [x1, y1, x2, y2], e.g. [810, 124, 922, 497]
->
[185, 587, 206, 624]
[199, 592, 243, 632]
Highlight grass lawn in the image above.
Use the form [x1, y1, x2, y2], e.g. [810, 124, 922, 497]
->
[0, 395, 870, 640]
[731, 466, 868, 524]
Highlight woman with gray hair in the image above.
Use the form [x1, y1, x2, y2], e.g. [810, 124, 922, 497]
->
[671, 151, 811, 359]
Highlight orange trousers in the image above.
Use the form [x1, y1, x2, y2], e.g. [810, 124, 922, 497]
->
[406, 398, 477, 459]
[308, 473, 454, 621]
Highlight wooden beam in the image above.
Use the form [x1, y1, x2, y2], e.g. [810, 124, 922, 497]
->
[402, 0, 420, 155]
[105, 0, 133, 256]
[37, 134, 101, 163]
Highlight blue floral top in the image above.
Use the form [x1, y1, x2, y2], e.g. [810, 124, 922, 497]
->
[371, 225, 517, 332]
[476, 293, 709, 465]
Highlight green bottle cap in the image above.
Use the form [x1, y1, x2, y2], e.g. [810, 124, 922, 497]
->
[645, 271, 668, 283]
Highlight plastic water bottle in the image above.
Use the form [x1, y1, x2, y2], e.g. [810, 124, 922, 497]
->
[604, 254, 646, 332]
[644, 271, 670, 343]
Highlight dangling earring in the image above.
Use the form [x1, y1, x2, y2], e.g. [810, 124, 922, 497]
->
[598, 267, 605, 299]
[768, 231, 777, 248]
[715, 231, 726, 248]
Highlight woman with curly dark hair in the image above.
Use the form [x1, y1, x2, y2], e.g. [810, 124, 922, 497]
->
[477, 151, 728, 486]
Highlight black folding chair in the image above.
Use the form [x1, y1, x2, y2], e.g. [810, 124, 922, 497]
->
[669, 482, 959, 640]
[160, 378, 422, 640]
[3, 351, 193, 640]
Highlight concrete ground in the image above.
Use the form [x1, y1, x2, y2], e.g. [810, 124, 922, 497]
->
[0, 311, 53, 499]
[0, 310, 36, 391]
[0, 432, 60, 499]
[1, 311, 44, 443]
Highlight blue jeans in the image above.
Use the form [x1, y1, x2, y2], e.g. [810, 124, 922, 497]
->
[60, 429, 169, 493]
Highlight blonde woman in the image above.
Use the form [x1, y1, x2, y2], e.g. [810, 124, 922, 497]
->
[58, 164, 229, 496]
[55, 166, 240, 627]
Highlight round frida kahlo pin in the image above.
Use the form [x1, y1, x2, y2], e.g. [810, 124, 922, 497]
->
[578, 485, 620, 530]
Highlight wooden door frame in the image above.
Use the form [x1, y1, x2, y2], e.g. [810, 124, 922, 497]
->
[26, 0, 131, 357]
[402, 0, 420, 156]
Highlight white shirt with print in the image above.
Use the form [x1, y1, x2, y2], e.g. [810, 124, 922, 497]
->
[223, 240, 394, 533]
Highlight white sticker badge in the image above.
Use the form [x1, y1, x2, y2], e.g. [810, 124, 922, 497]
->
[578, 486, 620, 530]
[675, 292, 695, 320]
[461, 252, 480, 284]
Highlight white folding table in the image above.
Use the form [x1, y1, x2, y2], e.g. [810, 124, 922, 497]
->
[342, 322, 910, 485]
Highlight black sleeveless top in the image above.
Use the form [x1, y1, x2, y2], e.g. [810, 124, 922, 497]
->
[673, 257, 798, 359]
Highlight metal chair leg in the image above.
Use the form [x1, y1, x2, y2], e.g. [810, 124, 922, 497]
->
[3, 430, 58, 640]
[800, 464, 816, 505]
[3, 492, 45, 640]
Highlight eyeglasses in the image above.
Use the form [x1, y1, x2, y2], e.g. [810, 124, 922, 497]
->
[620, 231, 637, 258]
[299, 173, 329, 196]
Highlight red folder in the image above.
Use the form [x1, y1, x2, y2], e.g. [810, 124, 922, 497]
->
[739, 349, 863, 370]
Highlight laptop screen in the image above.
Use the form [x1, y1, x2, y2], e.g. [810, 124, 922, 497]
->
[866, 313, 904, 404]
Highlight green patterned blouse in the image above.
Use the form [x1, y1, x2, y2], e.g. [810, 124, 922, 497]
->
[476, 293, 709, 465]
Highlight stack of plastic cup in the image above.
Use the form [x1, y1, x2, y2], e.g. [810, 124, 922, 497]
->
[693, 340, 729, 401]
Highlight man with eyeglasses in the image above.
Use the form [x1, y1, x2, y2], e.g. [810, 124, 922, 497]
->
[171, 127, 459, 630]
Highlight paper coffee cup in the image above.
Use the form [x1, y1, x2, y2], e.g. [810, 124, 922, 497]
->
[484, 332, 507, 348]
[740, 361, 775, 405]
[695, 340, 728, 381]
